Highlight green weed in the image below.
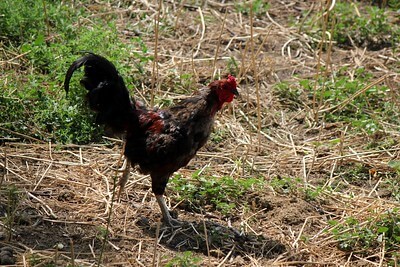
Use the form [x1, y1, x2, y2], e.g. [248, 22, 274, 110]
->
[158, 73, 196, 98]
[385, 162, 400, 201]
[387, 0, 400, 9]
[179, 73, 195, 91]
[304, 186, 325, 201]
[330, 2, 398, 50]
[28, 254, 45, 266]
[170, 172, 264, 216]
[2, 185, 21, 241]
[0, 0, 84, 45]
[269, 176, 303, 195]
[210, 129, 228, 144]
[235, 0, 270, 17]
[1, 1, 151, 144]
[1, 69, 103, 143]
[273, 81, 305, 110]
[385, 178, 400, 202]
[165, 251, 201, 267]
[28, 253, 69, 267]
[96, 226, 109, 241]
[329, 209, 400, 259]
[227, 57, 239, 76]
[270, 176, 331, 202]
[274, 67, 396, 135]
[301, 2, 399, 50]
[339, 163, 370, 186]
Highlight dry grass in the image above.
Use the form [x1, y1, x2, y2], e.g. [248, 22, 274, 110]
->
[1, 0, 400, 266]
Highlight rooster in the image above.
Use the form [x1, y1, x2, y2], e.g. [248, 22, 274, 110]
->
[64, 53, 238, 226]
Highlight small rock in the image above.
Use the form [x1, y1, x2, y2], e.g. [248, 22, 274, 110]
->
[0, 246, 13, 254]
[0, 255, 15, 265]
[0, 246, 15, 265]
[0, 251, 10, 258]
[54, 243, 64, 250]
[136, 216, 150, 227]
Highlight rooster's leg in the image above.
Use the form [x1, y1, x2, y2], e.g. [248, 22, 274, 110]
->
[117, 159, 130, 200]
[155, 194, 182, 227]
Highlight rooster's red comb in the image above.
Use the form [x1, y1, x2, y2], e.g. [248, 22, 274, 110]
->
[227, 75, 237, 87]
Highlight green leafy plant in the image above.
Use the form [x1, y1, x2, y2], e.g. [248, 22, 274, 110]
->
[339, 163, 371, 186]
[235, 0, 270, 17]
[270, 176, 332, 202]
[269, 176, 303, 195]
[179, 73, 195, 91]
[96, 226, 109, 241]
[273, 81, 305, 110]
[304, 186, 324, 201]
[298, 1, 400, 52]
[227, 57, 239, 76]
[165, 251, 201, 267]
[2, 185, 21, 241]
[329, 209, 400, 259]
[0, 0, 83, 45]
[170, 172, 264, 216]
[129, 37, 153, 83]
[0, 1, 152, 144]
[330, 2, 398, 50]
[28, 253, 61, 267]
[387, 0, 400, 9]
[274, 67, 395, 135]
[210, 129, 228, 144]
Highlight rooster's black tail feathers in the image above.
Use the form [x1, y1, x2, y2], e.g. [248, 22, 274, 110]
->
[64, 53, 136, 133]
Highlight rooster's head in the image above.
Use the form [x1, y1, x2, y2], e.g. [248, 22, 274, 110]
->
[209, 75, 239, 106]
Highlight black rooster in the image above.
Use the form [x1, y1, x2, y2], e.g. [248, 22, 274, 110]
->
[64, 53, 238, 226]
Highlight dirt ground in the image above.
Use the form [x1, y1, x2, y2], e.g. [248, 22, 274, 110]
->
[0, 142, 326, 266]
[1, 1, 400, 266]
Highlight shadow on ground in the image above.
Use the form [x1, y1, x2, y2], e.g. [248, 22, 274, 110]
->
[137, 217, 286, 259]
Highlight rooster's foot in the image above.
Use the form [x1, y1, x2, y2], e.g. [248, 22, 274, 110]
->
[163, 217, 184, 228]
